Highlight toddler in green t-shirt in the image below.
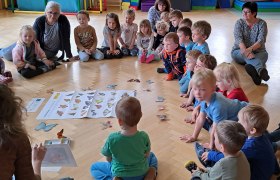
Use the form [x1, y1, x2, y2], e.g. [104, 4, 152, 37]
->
[90, 97, 158, 180]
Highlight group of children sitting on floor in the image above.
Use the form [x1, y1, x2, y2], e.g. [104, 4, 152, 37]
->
[0, 6, 280, 180]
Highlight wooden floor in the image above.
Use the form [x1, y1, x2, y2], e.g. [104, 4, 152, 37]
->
[1, 9, 280, 180]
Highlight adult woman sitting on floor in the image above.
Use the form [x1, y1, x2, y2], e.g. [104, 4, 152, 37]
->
[231, 2, 269, 85]
[0, 1, 75, 62]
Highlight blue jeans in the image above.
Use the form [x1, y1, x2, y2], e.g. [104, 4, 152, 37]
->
[90, 152, 158, 180]
[179, 75, 191, 93]
[231, 49, 268, 74]
[79, 49, 104, 62]
[121, 46, 138, 56]
[0, 43, 16, 61]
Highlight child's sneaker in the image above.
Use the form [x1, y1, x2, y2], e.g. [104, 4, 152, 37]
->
[146, 54, 155, 63]
[140, 53, 146, 63]
[166, 72, 174, 81]
[194, 142, 214, 168]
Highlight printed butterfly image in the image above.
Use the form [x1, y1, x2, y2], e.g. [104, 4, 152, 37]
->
[34, 122, 57, 132]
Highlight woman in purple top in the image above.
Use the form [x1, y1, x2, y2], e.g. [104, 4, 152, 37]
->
[231, 2, 269, 85]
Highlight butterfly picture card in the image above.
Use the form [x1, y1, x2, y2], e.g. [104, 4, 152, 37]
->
[37, 91, 75, 120]
[64, 90, 96, 119]
[87, 90, 116, 118]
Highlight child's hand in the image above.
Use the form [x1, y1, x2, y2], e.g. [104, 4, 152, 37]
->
[113, 49, 120, 55]
[186, 106, 194, 111]
[106, 50, 113, 55]
[121, 44, 128, 49]
[25, 63, 36, 70]
[32, 143, 46, 175]
[201, 152, 209, 162]
[179, 135, 196, 143]
[128, 45, 134, 50]
[17, 61, 26, 68]
[247, 52, 255, 59]
[180, 101, 192, 108]
[202, 142, 210, 149]
[184, 116, 195, 124]
[43, 59, 54, 67]
[85, 49, 92, 55]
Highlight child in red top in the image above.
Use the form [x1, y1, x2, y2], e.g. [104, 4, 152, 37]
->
[214, 62, 249, 102]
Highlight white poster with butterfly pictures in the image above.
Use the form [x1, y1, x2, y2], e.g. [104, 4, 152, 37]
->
[36, 90, 136, 120]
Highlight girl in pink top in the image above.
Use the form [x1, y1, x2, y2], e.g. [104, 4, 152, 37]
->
[214, 62, 249, 102]
[12, 25, 55, 78]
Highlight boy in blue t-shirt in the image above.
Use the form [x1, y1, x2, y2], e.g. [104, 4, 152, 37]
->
[191, 20, 211, 54]
[177, 26, 194, 53]
[181, 69, 248, 149]
[200, 105, 280, 180]
[90, 97, 158, 180]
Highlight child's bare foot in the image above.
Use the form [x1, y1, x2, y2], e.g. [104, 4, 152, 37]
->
[179, 135, 196, 143]
[144, 167, 157, 180]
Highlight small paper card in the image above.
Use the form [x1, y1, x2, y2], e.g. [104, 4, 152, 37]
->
[42, 144, 77, 167]
[26, 98, 45, 112]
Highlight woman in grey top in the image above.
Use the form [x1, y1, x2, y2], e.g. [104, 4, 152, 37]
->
[232, 2, 269, 85]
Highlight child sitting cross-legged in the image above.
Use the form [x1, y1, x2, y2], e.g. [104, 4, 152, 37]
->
[180, 69, 248, 149]
[90, 97, 158, 180]
[191, 20, 211, 54]
[119, 9, 139, 57]
[168, 10, 183, 33]
[179, 50, 202, 97]
[74, 10, 104, 62]
[190, 120, 250, 179]
[157, 32, 186, 81]
[137, 19, 156, 63]
[214, 62, 249, 102]
[153, 20, 170, 57]
[199, 105, 280, 180]
[12, 25, 55, 78]
[177, 26, 194, 53]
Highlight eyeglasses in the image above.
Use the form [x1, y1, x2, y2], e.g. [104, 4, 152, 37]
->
[242, 10, 251, 14]
[47, 11, 60, 16]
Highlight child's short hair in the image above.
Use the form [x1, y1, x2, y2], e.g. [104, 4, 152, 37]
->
[160, 11, 169, 20]
[169, 9, 183, 19]
[19, 25, 35, 44]
[214, 62, 241, 89]
[124, 8, 135, 18]
[216, 120, 247, 154]
[186, 50, 202, 60]
[238, 105, 269, 134]
[179, 18, 192, 28]
[115, 97, 142, 127]
[155, 20, 170, 32]
[139, 19, 153, 36]
[192, 20, 211, 39]
[155, 0, 171, 12]
[77, 10, 89, 19]
[192, 68, 216, 88]
[164, 32, 179, 44]
[177, 26, 192, 37]
[198, 54, 217, 70]
[106, 13, 121, 32]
